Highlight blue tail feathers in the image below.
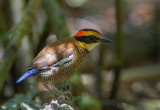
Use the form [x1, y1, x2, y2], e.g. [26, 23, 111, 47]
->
[16, 69, 39, 83]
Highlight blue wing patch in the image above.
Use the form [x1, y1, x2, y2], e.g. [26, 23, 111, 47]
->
[16, 69, 39, 83]
[53, 53, 74, 67]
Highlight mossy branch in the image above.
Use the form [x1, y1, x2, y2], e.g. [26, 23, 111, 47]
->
[0, 0, 42, 92]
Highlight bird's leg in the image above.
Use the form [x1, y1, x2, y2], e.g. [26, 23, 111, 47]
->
[58, 82, 73, 106]
[51, 84, 62, 95]
[43, 84, 58, 96]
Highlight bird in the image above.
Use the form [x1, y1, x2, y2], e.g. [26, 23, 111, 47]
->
[16, 29, 111, 95]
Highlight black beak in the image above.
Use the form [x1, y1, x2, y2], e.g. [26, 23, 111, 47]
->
[101, 38, 112, 43]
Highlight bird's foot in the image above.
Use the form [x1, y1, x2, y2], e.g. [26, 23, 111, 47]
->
[43, 83, 73, 106]
[58, 84, 73, 106]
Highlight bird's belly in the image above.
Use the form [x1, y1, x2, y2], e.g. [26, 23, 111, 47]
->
[36, 58, 82, 84]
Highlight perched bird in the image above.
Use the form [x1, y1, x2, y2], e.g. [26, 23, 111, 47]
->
[16, 29, 111, 95]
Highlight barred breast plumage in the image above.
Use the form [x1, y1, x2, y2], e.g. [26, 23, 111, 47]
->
[31, 37, 89, 84]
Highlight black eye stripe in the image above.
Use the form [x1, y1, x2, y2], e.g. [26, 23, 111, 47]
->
[75, 36, 100, 44]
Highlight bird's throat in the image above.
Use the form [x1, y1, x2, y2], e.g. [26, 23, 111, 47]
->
[78, 41, 86, 49]
[78, 41, 99, 51]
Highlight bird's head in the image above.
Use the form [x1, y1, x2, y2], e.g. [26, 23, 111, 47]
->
[74, 29, 111, 51]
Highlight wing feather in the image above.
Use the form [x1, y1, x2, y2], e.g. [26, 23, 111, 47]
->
[53, 52, 74, 67]
[30, 39, 75, 69]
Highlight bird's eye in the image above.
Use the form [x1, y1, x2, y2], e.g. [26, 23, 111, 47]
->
[85, 36, 100, 43]
[84, 37, 92, 43]
[75, 35, 100, 43]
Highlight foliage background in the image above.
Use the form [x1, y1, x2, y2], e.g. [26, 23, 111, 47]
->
[0, 0, 160, 110]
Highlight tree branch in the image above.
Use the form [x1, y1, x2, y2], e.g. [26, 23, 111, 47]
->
[109, 0, 124, 99]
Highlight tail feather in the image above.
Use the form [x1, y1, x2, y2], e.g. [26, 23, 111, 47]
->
[16, 69, 38, 83]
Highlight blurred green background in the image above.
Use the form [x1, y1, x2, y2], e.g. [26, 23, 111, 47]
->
[0, 0, 160, 110]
